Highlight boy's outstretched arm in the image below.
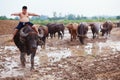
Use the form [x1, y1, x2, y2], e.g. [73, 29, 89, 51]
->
[11, 13, 20, 16]
[28, 12, 40, 16]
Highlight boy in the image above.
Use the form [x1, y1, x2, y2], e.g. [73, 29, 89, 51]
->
[11, 6, 40, 39]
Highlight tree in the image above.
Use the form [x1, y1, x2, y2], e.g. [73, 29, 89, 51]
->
[80, 14, 87, 19]
[0, 16, 7, 20]
[53, 12, 57, 18]
[52, 12, 57, 20]
[40, 15, 48, 20]
[92, 16, 98, 20]
[116, 16, 120, 19]
[67, 14, 76, 20]
[76, 15, 81, 20]
[14, 17, 19, 20]
[31, 16, 40, 20]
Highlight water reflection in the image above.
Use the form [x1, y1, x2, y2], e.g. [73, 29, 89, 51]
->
[83, 40, 120, 56]
[37, 46, 71, 65]
[1, 39, 120, 78]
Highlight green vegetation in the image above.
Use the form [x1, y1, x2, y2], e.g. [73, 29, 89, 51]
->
[31, 18, 119, 25]
[0, 16, 8, 20]
[0, 12, 120, 25]
[30, 12, 120, 25]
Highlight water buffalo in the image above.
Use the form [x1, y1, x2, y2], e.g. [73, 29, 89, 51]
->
[116, 21, 120, 27]
[89, 23, 101, 39]
[114, 21, 120, 27]
[101, 21, 113, 38]
[46, 23, 56, 38]
[13, 25, 42, 70]
[77, 23, 88, 44]
[67, 23, 78, 41]
[38, 25, 48, 48]
[46, 23, 65, 39]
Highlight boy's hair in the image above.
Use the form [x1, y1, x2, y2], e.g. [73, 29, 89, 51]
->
[22, 6, 27, 9]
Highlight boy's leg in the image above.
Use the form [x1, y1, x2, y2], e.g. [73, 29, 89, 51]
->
[32, 25, 44, 38]
[32, 25, 39, 34]
[28, 22, 39, 34]
[12, 22, 23, 40]
[12, 29, 18, 40]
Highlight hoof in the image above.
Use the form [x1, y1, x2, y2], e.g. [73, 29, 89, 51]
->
[30, 67, 35, 71]
[21, 65, 25, 68]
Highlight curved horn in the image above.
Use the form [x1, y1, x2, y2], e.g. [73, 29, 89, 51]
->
[38, 27, 44, 38]
[20, 28, 29, 37]
[100, 24, 103, 29]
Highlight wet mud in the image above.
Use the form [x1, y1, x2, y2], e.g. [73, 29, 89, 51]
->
[0, 28, 120, 80]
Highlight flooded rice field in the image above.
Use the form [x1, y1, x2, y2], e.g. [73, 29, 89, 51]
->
[0, 28, 120, 80]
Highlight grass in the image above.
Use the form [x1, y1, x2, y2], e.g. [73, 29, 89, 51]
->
[31, 19, 119, 25]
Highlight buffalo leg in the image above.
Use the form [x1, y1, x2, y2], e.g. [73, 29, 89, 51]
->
[71, 35, 73, 41]
[73, 34, 76, 41]
[58, 32, 60, 39]
[62, 30, 64, 36]
[46, 33, 49, 39]
[108, 31, 111, 37]
[50, 33, 53, 39]
[20, 52, 26, 67]
[58, 31, 62, 39]
[101, 31, 105, 36]
[60, 31, 63, 39]
[96, 33, 99, 39]
[31, 53, 35, 70]
[54, 33, 56, 37]
[104, 32, 108, 39]
[79, 37, 84, 44]
[42, 37, 46, 49]
[93, 32, 96, 39]
[58, 31, 63, 39]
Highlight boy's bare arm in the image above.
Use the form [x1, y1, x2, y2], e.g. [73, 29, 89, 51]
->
[28, 12, 40, 16]
[11, 13, 20, 16]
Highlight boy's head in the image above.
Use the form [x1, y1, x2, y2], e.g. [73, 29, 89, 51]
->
[22, 6, 27, 13]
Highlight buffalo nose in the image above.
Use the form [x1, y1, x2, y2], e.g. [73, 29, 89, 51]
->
[32, 45, 37, 49]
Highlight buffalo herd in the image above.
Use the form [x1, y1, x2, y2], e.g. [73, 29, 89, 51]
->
[13, 21, 114, 70]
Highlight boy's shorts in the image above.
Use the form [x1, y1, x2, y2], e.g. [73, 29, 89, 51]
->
[16, 22, 33, 30]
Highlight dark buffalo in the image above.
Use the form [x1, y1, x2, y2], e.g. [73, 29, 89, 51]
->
[89, 23, 100, 39]
[77, 23, 88, 44]
[116, 21, 120, 27]
[114, 21, 120, 27]
[101, 21, 113, 38]
[38, 25, 48, 48]
[46, 23, 56, 38]
[13, 25, 42, 70]
[67, 23, 78, 41]
[46, 23, 65, 39]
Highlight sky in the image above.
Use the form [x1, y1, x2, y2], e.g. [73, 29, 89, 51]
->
[0, 0, 120, 18]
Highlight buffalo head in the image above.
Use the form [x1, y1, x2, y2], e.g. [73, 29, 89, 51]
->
[20, 27, 38, 51]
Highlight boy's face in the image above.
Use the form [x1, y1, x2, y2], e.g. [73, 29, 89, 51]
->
[22, 9, 27, 13]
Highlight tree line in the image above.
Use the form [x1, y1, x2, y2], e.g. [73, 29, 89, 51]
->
[0, 12, 120, 21]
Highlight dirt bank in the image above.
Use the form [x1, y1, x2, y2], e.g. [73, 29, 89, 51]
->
[0, 20, 18, 35]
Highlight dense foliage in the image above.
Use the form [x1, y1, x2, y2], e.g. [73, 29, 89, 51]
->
[0, 12, 120, 25]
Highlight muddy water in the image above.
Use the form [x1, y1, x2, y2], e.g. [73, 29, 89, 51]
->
[0, 29, 120, 79]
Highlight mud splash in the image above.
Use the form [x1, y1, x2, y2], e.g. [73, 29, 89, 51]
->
[0, 45, 72, 78]
[1, 39, 120, 78]
[84, 40, 120, 55]
[0, 28, 120, 79]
